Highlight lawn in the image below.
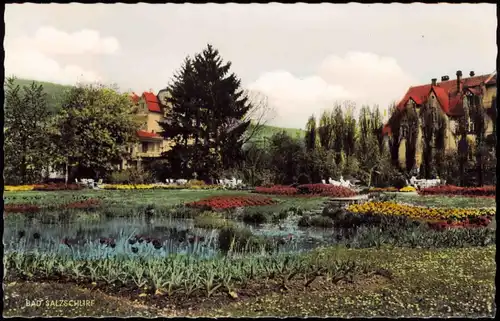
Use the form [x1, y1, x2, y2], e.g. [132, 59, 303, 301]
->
[3, 246, 495, 317]
[393, 193, 496, 209]
[3, 189, 327, 209]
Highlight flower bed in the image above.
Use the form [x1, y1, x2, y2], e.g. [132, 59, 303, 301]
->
[255, 185, 298, 195]
[187, 195, 276, 210]
[4, 185, 36, 192]
[301, 184, 357, 197]
[255, 183, 356, 197]
[419, 185, 496, 197]
[101, 183, 218, 190]
[4, 198, 101, 213]
[347, 201, 495, 222]
[399, 186, 417, 192]
[3, 204, 41, 213]
[368, 187, 398, 192]
[33, 183, 83, 191]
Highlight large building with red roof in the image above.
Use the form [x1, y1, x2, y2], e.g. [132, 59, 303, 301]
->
[382, 70, 496, 169]
[122, 91, 173, 169]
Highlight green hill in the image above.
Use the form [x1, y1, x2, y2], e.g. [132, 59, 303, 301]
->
[248, 124, 305, 144]
[5, 78, 71, 115]
[7, 79, 304, 142]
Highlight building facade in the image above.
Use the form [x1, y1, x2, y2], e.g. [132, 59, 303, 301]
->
[121, 91, 174, 169]
[382, 70, 497, 169]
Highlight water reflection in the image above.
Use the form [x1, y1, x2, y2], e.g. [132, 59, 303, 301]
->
[4, 216, 336, 258]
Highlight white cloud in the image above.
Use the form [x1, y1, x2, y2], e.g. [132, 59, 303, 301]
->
[4, 26, 119, 85]
[247, 52, 417, 128]
[5, 49, 102, 85]
[12, 26, 120, 55]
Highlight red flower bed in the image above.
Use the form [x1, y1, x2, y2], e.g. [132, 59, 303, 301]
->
[187, 195, 276, 210]
[255, 185, 298, 195]
[419, 185, 496, 197]
[298, 184, 357, 197]
[427, 215, 493, 231]
[33, 183, 83, 191]
[4, 198, 101, 214]
[4, 204, 41, 213]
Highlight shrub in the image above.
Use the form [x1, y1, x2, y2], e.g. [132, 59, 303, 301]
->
[108, 167, 154, 184]
[218, 226, 271, 253]
[241, 210, 269, 224]
[322, 207, 349, 221]
[194, 212, 235, 229]
[298, 215, 334, 228]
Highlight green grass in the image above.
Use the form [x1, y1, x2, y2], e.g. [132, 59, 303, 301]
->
[194, 246, 496, 317]
[3, 189, 328, 211]
[393, 193, 496, 209]
[248, 124, 305, 144]
[3, 246, 495, 317]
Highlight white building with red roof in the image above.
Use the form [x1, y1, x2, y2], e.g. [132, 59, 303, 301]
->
[122, 91, 173, 169]
[382, 70, 496, 169]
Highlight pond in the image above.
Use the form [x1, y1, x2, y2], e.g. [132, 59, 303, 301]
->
[3, 216, 337, 259]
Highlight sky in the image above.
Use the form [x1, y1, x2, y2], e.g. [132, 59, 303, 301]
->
[4, 3, 497, 129]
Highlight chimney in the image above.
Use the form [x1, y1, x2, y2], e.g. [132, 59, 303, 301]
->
[431, 78, 437, 86]
[456, 70, 462, 93]
[470, 71, 475, 77]
[441, 75, 449, 81]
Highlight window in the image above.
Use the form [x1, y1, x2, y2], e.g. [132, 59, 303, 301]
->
[141, 142, 149, 153]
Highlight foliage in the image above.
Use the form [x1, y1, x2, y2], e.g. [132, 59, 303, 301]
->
[194, 212, 235, 229]
[4, 77, 55, 184]
[304, 115, 317, 150]
[54, 83, 140, 180]
[109, 167, 154, 184]
[160, 44, 251, 180]
[267, 131, 304, 185]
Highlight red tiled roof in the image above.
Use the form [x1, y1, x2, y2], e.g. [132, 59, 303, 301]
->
[431, 86, 450, 114]
[142, 92, 162, 113]
[395, 73, 493, 113]
[137, 130, 162, 139]
[130, 92, 140, 104]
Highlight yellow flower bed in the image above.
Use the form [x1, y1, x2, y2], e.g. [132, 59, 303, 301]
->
[399, 186, 417, 192]
[100, 183, 220, 190]
[4, 185, 35, 192]
[347, 201, 495, 221]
